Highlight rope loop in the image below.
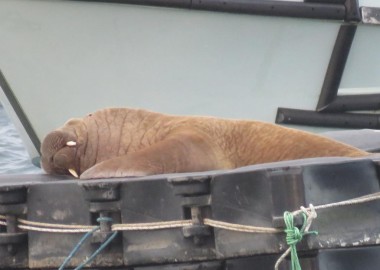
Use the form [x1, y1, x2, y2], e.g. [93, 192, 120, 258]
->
[300, 204, 318, 235]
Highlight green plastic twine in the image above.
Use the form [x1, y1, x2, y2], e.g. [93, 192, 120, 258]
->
[283, 211, 318, 270]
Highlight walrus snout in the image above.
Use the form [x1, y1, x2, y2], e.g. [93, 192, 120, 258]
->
[41, 130, 79, 176]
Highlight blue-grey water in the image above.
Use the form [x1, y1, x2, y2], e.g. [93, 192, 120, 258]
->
[0, 103, 42, 174]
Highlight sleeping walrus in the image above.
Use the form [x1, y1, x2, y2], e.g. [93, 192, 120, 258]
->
[41, 108, 369, 179]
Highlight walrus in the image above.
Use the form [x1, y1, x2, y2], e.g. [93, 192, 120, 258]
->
[40, 108, 370, 179]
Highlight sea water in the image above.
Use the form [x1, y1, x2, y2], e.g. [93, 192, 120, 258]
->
[0, 103, 42, 174]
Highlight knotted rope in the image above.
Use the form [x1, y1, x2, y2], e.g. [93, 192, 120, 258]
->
[274, 204, 318, 270]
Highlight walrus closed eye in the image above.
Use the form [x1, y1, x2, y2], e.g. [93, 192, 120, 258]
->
[41, 108, 370, 180]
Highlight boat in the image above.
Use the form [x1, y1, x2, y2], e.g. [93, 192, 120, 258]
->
[1, 0, 380, 269]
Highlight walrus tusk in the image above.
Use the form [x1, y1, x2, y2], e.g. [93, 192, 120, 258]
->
[66, 141, 77, 146]
[68, 168, 79, 178]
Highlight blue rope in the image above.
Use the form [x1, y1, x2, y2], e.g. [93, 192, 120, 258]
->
[58, 217, 117, 270]
[97, 217, 113, 223]
[58, 227, 99, 270]
[73, 231, 118, 270]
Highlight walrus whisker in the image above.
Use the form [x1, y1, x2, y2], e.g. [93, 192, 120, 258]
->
[68, 168, 79, 178]
[66, 141, 77, 146]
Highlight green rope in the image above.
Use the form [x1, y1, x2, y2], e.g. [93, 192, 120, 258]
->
[283, 211, 318, 270]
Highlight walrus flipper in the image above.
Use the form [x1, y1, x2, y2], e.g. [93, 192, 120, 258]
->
[80, 132, 224, 179]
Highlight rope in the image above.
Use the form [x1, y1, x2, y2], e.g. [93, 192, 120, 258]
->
[0, 191, 380, 270]
[112, 220, 193, 231]
[292, 191, 380, 216]
[274, 205, 318, 270]
[58, 217, 118, 270]
[0, 217, 282, 234]
[58, 226, 99, 270]
[18, 218, 95, 229]
[284, 212, 304, 270]
[203, 218, 282, 233]
[1, 192, 379, 234]
[274, 190, 380, 270]
[72, 231, 118, 270]
[0, 214, 96, 233]
[18, 225, 94, 233]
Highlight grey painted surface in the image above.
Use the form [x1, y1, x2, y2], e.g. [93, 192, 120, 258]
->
[360, 0, 380, 7]
[0, 0, 379, 161]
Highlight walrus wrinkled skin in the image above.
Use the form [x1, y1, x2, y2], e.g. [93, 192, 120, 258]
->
[41, 108, 369, 179]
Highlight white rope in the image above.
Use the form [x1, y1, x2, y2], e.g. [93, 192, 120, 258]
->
[203, 218, 282, 233]
[112, 220, 193, 231]
[0, 192, 379, 236]
[300, 204, 317, 233]
[1, 215, 283, 234]
[0, 218, 282, 234]
[18, 225, 94, 233]
[292, 192, 380, 216]
[18, 218, 95, 229]
[274, 248, 291, 270]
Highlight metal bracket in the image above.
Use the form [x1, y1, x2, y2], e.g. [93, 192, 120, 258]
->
[81, 183, 121, 244]
[0, 187, 28, 255]
[268, 168, 306, 229]
[169, 176, 212, 245]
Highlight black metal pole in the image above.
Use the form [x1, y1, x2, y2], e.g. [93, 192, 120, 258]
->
[192, 0, 345, 19]
[74, 0, 346, 20]
[321, 94, 380, 113]
[276, 108, 380, 129]
[316, 24, 357, 112]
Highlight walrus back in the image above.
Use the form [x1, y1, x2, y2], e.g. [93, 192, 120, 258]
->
[183, 117, 369, 168]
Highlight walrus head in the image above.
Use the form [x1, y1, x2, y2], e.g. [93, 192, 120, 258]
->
[40, 118, 87, 177]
